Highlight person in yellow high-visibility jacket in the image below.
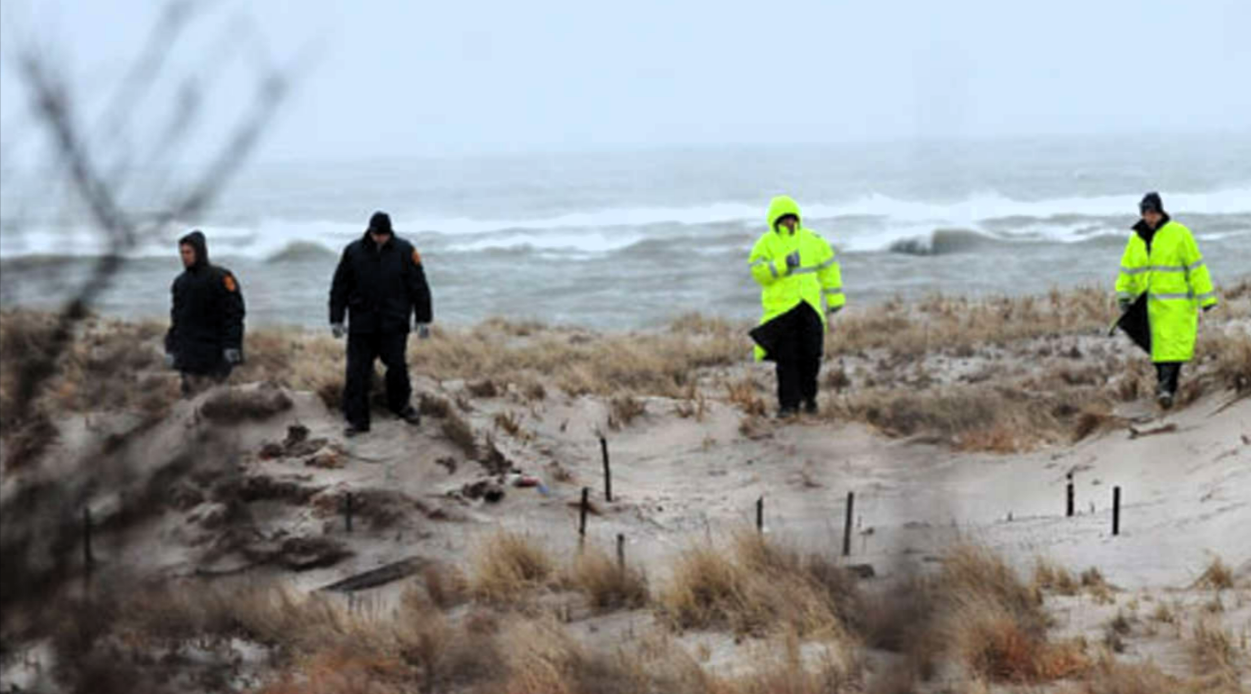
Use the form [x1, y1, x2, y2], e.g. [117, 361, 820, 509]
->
[1115, 192, 1218, 409]
[748, 196, 845, 417]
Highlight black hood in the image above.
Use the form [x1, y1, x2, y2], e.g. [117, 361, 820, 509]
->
[1132, 213, 1170, 250]
[179, 230, 210, 269]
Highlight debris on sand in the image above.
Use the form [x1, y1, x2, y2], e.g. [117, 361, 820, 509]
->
[436, 456, 458, 474]
[305, 450, 344, 469]
[259, 424, 336, 463]
[457, 479, 506, 503]
[242, 536, 352, 571]
[1128, 423, 1178, 439]
[319, 557, 428, 593]
[200, 384, 293, 423]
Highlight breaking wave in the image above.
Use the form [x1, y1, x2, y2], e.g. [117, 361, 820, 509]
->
[2, 187, 1248, 261]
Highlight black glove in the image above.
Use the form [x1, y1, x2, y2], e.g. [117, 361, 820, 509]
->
[1202, 304, 1215, 314]
[785, 251, 801, 272]
[1117, 298, 1131, 313]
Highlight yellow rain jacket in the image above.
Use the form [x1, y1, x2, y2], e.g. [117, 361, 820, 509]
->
[1115, 217, 1218, 363]
[748, 196, 844, 361]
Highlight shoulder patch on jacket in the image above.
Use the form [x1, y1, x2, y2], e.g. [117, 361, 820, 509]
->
[223, 274, 238, 292]
[411, 249, 423, 266]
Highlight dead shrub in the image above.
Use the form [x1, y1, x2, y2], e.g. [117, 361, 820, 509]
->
[609, 395, 647, 429]
[494, 410, 525, 438]
[1193, 556, 1236, 591]
[933, 545, 1090, 683]
[470, 531, 555, 603]
[1034, 559, 1079, 596]
[564, 546, 649, 612]
[1190, 619, 1241, 686]
[657, 534, 856, 640]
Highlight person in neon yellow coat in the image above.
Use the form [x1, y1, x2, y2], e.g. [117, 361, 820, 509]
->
[748, 196, 845, 417]
[1115, 192, 1218, 409]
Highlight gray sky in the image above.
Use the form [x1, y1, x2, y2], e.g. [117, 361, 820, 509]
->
[3, 0, 1250, 162]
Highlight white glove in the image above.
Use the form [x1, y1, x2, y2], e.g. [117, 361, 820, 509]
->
[223, 348, 242, 365]
[331, 322, 346, 339]
[415, 323, 431, 340]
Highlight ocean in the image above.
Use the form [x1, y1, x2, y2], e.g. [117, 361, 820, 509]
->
[2, 134, 1249, 330]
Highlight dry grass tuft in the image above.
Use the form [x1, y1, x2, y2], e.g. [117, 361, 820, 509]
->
[493, 410, 528, 440]
[564, 546, 649, 612]
[726, 377, 768, 417]
[657, 533, 858, 640]
[1034, 559, 1079, 596]
[1193, 556, 1236, 591]
[0, 310, 177, 456]
[609, 394, 648, 430]
[1190, 619, 1242, 683]
[932, 545, 1092, 684]
[1061, 659, 1187, 694]
[470, 530, 556, 603]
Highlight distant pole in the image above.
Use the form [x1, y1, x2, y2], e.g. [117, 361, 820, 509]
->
[82, 507, 94, 572]
[1112, 486, 1121, 536]
[756, 496, 764, 533]
[1066, 472, 1075, 518]
[344, 492, 354, 534]
[600, 437, 612, 502]
[579, 487, 590, 538]
[616, 533, 626, 571]
[842, 491, 855, 557]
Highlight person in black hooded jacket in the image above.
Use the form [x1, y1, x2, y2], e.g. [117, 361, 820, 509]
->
[329, 211, 433, 436]
[165, 230, 246, 394]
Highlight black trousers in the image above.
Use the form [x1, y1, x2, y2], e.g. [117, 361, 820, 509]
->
[1155, 362, 1182, 396]
[773, 304, 824, 411]
[344, 331, 411, 428]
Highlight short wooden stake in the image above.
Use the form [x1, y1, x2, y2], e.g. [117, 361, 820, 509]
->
[600, 437, 612, 502]
[82, 507, 94, 571]
[842, 491, 855, 557]
[616, 533, 625, 571]
[756, 496, 764, 533]
[344, 492, 354, 534]
[1066, 472, 1075, 518]
[1112, 486, 1121, 536]
[579, 487, 590, 538]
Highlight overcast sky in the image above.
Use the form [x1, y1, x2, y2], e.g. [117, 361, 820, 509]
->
[2, 0, 1250, 162]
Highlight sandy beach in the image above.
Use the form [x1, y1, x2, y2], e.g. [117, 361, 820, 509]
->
[2, 282, 1250, 693]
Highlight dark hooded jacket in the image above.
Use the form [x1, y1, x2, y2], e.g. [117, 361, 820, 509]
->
[329, 230, 433, 334]
[165, 231, 246, 373]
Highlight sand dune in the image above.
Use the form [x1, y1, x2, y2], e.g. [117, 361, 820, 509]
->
[2, 286, 1249, 692]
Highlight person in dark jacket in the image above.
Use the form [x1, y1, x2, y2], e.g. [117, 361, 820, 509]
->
[165, 230, 246, 395]
[329, 211, 433, 436]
